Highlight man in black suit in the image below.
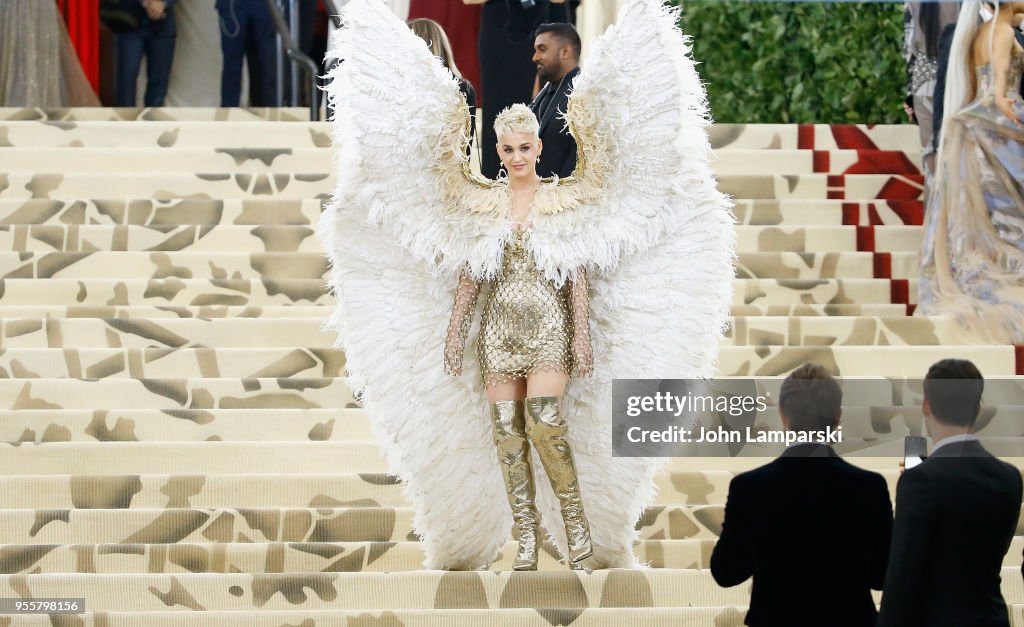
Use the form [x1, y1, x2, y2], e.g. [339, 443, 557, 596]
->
[216, 0, 277, 107]
[116, 0, 176, 106]
[710, 363, 893, 627]
[529, 23, 581, 179]
[878, 359, 1023, 627]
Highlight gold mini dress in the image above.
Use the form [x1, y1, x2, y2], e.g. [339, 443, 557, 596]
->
[477, 228, 573, 385]
[444, 227, 591, 387]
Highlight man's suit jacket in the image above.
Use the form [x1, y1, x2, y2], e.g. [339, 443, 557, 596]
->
[877, 439, 1023, 627]
[529, 66, 580, 179]
[710, 444, 893, 627]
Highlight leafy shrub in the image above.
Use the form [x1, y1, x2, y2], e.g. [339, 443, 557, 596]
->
[674, 0, 907, 123]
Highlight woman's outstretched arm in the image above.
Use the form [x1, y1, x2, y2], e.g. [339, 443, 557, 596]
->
[569, 266, 593, 378]
[444, 270, 482, 376]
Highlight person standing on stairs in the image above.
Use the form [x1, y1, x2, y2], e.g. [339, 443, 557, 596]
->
[319, 0, 733, 571]
[444, 105, 595, 570]
[711, 363, 894, 627]
[528, 22, 581, 179]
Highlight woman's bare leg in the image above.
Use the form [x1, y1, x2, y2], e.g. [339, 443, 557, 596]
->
[486, 378, 527, 403]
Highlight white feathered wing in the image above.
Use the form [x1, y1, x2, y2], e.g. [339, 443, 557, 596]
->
[319, 0, 734, 570]
[318, 0, 508, 569]
[525, 0, 735, 567]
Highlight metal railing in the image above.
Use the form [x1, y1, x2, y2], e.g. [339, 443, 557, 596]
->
[263, 0, 321, 120]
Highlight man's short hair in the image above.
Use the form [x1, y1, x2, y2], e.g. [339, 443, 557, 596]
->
[535, 22, 582, 60]
[778, 363, 842, 433]
[923, 358, 984, 427]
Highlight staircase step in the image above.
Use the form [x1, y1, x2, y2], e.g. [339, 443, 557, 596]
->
[0, 279, 329, 306]
[0, 509, 714, 545]
[719, 174, 922, 201]
[735, 225, 922, 253]
[2, 438, 1022, 475]
[0, 198, 922, 227]
[0, 316, 959, 350]
[0, 608, 766, 626]
[0, 225, 321, 253]
[0, 278, 904, 306]
[734, 199, 923, 226]
[0, 251, 922, 280]
[4, 345, 1014, 380]
[714, 149, 920, 175]
[0, 120, 332, 148]
[0, 378, 355, 410]
[0, 442, 389, 475]
[0, 198, 322, 226]
[0, 348, 345, 378]
[0, 224, 920, 254]
[0, 318, 336, 349]
[724, 316, 971, 346]
[0, 147, 921, 177]
[0, 173, 332, 200]
[731, 304, 908, 316]
[0, 148, 335, 173]
[716, 345, 1016, 376]
[0, 409, 370, 442]
[0, 303, 911, 319]
[710, 124, 921, 151]
[0, 107, 312, 122]
[2, 569, 1021, 610]
[0, 570, 766, 609]
[0, 467, 983, 512]
[0, 173, 919, 201]
[3, 403, 1020, 446]
[0, 539, 730, 574]
[0, 252, 328, 280]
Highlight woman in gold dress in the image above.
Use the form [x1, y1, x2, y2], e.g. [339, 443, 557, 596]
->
[321, 0, 733, 571]
[443, 104, 593, 570]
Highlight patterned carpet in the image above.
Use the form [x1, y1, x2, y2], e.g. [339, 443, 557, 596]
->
[0, 107, 1021, 625]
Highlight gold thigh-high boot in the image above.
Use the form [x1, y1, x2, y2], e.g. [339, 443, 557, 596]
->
[524, 396, 593, 564]
[491, 399, 539, 570]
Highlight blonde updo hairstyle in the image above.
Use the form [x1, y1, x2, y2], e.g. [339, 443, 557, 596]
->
[494, 104, 540, 140]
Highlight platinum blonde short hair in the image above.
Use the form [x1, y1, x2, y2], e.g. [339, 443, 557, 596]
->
[494, 104, 539, 140]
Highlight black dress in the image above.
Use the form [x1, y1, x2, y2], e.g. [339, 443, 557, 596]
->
[478, 0, 570, 178]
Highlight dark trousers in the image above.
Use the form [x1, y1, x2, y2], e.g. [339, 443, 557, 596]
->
[116, 29, 175, 107]
[218, 1, 277, 107]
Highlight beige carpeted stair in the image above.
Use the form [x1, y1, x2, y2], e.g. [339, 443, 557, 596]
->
[0, 107, 1020, 625]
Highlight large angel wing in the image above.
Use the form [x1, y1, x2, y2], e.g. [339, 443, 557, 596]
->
[319, 0, 510, 569]
[322, 0, 511, 281]
[528, 1, 732, 285]
[526, 1, 736, 567]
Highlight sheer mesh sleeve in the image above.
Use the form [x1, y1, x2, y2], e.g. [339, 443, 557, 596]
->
[570, 266, 593, 378]
[444, 270, 482, 376]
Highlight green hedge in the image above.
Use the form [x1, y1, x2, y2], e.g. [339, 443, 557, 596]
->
[673, 1, 907, 124]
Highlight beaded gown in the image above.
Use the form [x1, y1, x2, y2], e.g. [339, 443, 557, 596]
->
[919, 47, 1024, 343]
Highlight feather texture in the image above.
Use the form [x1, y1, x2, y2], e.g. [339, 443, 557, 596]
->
[319, 0, 734, 569]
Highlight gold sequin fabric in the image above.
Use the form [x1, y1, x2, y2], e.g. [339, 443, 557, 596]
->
[477, 229, 573, 386]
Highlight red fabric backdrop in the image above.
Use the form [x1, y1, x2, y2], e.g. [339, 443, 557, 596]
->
[408, 0, 482, 102]
[57, 0, 101, 93]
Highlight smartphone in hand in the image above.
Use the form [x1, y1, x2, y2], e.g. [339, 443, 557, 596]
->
[904, 435, 928, 470]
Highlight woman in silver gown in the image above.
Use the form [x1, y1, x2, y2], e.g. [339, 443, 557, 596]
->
[0, 0, 99, 107]
[919, 0, 1024, 343]
[443, 104, 594, 570]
